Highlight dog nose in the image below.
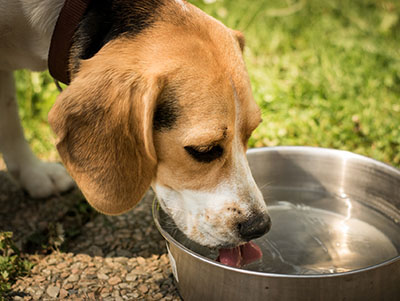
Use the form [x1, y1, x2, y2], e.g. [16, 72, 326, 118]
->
[238, 213, 271, 241]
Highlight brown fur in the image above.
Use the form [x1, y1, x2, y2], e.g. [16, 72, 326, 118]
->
[49, 0, 261, 215]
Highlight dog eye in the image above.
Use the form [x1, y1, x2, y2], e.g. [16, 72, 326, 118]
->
[184, 145, 224, 163]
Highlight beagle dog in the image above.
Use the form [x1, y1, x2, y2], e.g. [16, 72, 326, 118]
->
[0, 0, 270, 250]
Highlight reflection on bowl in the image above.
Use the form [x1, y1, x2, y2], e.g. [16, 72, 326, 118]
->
[153, 147, 400, 301]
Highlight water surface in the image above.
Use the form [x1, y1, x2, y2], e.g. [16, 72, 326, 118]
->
[159, 189, 400, 275]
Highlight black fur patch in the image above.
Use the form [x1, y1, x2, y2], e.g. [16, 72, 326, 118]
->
[70, 0, 165, 74]
[153, 87, 180, 131]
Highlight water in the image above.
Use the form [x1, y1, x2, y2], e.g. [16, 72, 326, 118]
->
[159, 190, 400, 275]
[247, 197, 400, 274]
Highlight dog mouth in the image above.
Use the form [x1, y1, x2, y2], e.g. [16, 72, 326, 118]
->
[155, 196, 264, 267]
[217, 241, 262, 268]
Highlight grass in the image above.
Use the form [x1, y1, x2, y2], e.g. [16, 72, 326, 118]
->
[12, 0, 400, 168]
[14, 71, 61, 161]
[0, 233, 34, 299]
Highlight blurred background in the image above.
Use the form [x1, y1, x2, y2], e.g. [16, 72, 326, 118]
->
[7, 0, 400, 167]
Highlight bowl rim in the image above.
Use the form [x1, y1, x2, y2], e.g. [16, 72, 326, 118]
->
[247, 146, 400, 176]
[152, 146, 400, 279]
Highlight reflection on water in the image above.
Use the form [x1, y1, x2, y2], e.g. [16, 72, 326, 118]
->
[247, 199, 399, 274]
[159, 191, 400, 275]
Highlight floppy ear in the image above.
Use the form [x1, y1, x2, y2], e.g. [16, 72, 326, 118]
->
[48, 58, 160, 215]
[232, 30, 245, 52]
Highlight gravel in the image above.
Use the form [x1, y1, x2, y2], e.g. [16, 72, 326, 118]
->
[11, 251, 180, 300]
[0, 170, 181, 300]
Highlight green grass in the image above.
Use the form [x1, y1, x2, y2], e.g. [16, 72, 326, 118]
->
[14, 70, 61, 161]
[0, 232, 34, 298]
[14, 0, 400, 166]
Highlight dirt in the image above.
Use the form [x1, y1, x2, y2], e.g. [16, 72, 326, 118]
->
[0, 170, 181, 300]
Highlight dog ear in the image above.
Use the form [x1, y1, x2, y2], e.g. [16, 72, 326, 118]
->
[48, 57, 160, 215]
[232, 30, 245, 52]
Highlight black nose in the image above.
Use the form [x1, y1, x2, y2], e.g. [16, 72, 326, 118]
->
[238, 213, 271, 241]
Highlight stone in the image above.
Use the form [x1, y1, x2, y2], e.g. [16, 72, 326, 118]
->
[59, 288, 69, 299]
[136, 257, 146, 265]
[153, 293, 164, 300]
[35, 276, 46, 283]
[152, 273, 164, 282]
[60, 272, 70, 279]
[32, 289, 44, 301]
[132, 292, 140, 298]
[87, 292, 96, 299]
[76, 254, 92, 262]
[138, 284, 149, 294]
[66, 274, 79, 282]
[46, 285, 60, 298]
[125, 273, 138, 282]
[97, 272, 109, 280]
[48, 258, 57, 265]
[56, 262, 68, 269]
[63, 283, 73, 290]
[108, 276, 122, 286]
[84, 273, 97, 280]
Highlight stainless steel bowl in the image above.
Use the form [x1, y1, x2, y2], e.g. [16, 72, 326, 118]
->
[153, 147, 400, 300]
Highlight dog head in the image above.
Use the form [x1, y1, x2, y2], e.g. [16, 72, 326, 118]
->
[49, 0, 270, 248]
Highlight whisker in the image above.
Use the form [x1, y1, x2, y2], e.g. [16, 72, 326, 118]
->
[258, 181, 272, 191]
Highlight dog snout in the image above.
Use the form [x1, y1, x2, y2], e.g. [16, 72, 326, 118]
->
[237, 213, 271, 241]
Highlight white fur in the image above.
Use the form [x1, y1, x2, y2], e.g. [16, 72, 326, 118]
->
[154, 182, 244, 247]
[0, 0, 74, 197]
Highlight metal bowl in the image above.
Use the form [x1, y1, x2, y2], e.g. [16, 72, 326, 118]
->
[153, 147, 400, 300]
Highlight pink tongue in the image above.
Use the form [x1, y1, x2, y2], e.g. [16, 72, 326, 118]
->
[217, 241, 262, 268]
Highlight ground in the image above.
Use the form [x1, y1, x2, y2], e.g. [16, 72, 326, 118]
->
[0, 172, 180, 300]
